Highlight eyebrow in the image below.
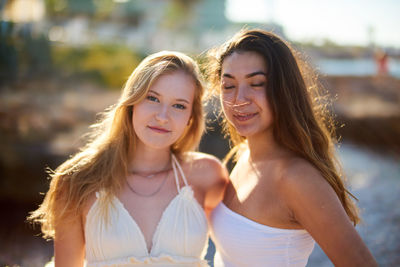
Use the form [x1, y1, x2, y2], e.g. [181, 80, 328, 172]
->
[148, 90, 190, 104]
[176, 98, 190, 104]
[245, 71, 267, 78]
[222, 71, 267, 79]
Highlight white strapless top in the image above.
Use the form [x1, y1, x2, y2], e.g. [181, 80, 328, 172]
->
[85, 154, 209, 267]
[210, 202, 315, 267]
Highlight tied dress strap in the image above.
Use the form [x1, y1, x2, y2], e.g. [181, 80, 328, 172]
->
[171, 154, 189, 192]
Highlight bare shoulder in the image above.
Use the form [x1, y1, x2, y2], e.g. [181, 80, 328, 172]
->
[274, 156, 346, 227]
[281, 157, 323, 181]
[183, 151, 225, 172]
[182, 151, 229, 190]
[276, 157, 334, 202]
[81, 192, 98, 223]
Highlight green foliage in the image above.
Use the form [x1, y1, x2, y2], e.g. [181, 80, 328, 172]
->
[44, 0, 68, 16]
[52, 44, 143, 88]
[0, 21, 18, 82]
[0, 21, 52, 83]
[44, 0, 97, 16]
[21, 33, 52, 72]
[163, 0, 198, 30]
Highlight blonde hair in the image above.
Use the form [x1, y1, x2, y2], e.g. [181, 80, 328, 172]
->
[28, 51, 206, 238]
[206, 29, 360, 225]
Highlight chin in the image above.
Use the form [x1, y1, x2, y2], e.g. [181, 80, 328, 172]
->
[235, 126, 266, 139]
[235, 129, 255, 138]
[139, 139, 174, 150]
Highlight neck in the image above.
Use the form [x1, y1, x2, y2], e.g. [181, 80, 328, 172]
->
[246, 129, 286, 162]
[129, 143, 172, 174]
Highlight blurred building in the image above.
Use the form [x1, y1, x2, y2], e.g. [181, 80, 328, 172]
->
[2, 0, 285, 53]
[2, 0, 45, 23]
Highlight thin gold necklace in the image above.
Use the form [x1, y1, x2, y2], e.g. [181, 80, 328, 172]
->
[129, 167, 172, 179]
[126, 169, 170, 197]
[129, 159, 171, 178]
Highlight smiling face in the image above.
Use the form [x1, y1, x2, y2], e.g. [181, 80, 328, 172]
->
[132, 71, 195, 151]
[220, 51, 273, 139]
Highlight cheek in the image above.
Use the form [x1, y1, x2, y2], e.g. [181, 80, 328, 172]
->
[131, 112, 141, 133]
[180, 114, 191, 127]
[131, 107, 140, 122]
[261, 97, 273, 120]
[173, 110, 192, 128]
[220, 100, 236, 126]
[131, 105, 149, 129]
[255, 90, 269, 107]
[220, 93, 233, 113]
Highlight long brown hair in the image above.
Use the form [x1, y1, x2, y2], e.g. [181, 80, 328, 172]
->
[207, 29, 360, 225]
[29, 51, 206, 238]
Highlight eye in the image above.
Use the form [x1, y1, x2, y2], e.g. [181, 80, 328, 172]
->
[222, 82, 235, 90]
[146, 95, 159, 102]
[250, 82, 265, 87]
[173, 103, 187, 110]
[221, 80, 235, 90]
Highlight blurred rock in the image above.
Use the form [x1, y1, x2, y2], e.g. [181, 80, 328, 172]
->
[324, 75, 400, 118]
[323, 75, 400, 155]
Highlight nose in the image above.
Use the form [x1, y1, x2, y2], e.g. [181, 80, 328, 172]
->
[233, 84, 251, 107]
[155, 105, 169, 123]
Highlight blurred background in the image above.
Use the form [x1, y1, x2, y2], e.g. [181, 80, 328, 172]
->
[0, 0, 399, 266]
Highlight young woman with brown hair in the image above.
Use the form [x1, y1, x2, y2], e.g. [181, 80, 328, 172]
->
[207, 29, 377, 267]
[29, 51, 228, 267]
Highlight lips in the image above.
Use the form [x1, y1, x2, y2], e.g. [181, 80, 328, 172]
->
[233, 112, 258, 121]
[147, 126, 171, 133]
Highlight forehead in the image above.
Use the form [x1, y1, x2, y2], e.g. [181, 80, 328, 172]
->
[150, 71, 196, 101]
[222, 51, 267, 75]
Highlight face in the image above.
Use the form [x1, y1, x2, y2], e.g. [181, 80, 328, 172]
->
[132, 71, 195, 150]
[220, 51, 272, 138]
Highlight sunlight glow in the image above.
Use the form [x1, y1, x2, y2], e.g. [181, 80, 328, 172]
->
[226, 0, 400, 47]
[3, 0, 45, 22]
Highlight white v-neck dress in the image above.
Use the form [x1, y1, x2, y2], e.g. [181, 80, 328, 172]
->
[85, 155, 209, 267]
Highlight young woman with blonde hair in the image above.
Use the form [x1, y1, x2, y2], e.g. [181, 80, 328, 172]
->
[29, 51, 228, 267]
[207, 29, 377, 266]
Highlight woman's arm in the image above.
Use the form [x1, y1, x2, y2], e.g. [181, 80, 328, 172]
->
[189, 153, 229, 216]
[279, 160, 377, 267]
[203, 159, 229, 216]
[53, 213, 85, 267]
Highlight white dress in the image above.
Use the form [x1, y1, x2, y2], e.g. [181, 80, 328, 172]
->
[85, 154, 209, 267]
[210, 202, 315, 267]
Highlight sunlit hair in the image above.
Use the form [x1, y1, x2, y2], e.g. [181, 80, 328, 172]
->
[28, 51, 206, 238]
[206, 29, 360, 225]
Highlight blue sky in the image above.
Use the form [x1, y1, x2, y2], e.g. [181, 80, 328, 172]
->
[226, 0, 400, 47]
